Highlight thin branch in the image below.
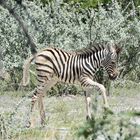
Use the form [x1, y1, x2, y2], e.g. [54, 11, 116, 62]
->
[0, 0, 37, 55]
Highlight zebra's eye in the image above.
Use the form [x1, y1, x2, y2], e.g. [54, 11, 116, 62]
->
[111, 61, 115, 65]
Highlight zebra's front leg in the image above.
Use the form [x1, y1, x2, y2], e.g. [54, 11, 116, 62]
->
[84, 91, 92, 120]
[81, 77, 109, 110]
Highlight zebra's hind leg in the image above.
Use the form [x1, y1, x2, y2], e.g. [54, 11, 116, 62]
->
[30, 88, 47, 127]
[27, 78, 57, 127]
[26, 84, 47, 128]
[37, 78, 57, 127]
[26, 89, 38, 128]
[37, 93, 46, 126]
[28, 89, 46, 127]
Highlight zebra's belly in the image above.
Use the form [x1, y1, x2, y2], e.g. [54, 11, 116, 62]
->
[58, 73, 80, 84]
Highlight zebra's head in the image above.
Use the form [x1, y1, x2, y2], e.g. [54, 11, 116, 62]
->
[102, 44, 122, 80]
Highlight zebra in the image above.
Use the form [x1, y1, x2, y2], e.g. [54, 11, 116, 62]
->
[22, 43, 121, 127]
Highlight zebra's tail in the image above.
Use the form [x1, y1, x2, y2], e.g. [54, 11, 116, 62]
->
[22, 55, 35, 86]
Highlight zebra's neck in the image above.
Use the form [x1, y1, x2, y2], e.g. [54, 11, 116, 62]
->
[80, 48, 108, 76]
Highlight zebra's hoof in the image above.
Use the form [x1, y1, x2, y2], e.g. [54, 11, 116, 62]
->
[26, 121, 31, 128]
[103, 107, 114, 114]
[86, 115, 92, 120]
[86, 115, 89, 120]
[103, 104, 109, 109]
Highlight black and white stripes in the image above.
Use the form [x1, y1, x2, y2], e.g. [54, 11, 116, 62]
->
[23, 43, 121, 126]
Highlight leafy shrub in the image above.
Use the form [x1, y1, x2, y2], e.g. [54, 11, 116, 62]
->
[1, 0, 140, 91]
[78, 105, 140, 140]
[48, 83, 81, 96]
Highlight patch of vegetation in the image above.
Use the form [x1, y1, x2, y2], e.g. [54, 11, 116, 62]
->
[78, 105, 140, 140]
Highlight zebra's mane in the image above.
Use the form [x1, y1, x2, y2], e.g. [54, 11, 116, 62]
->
[74, 43, 106, 55]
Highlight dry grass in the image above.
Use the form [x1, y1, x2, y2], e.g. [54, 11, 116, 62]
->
[0, 86, 140, 140]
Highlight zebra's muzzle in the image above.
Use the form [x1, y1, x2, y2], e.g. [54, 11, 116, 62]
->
[109, 73, 118, 80]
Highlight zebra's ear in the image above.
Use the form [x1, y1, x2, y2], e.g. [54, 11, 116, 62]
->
[115, 45, 122, 54]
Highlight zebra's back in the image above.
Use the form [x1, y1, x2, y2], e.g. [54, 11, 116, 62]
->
[35, 47, 82, 84]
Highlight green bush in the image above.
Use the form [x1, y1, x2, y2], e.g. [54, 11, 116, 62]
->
[78, 107, 140, 140]
[1, 0, 140, 91]
[48, 83, 82, 96]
